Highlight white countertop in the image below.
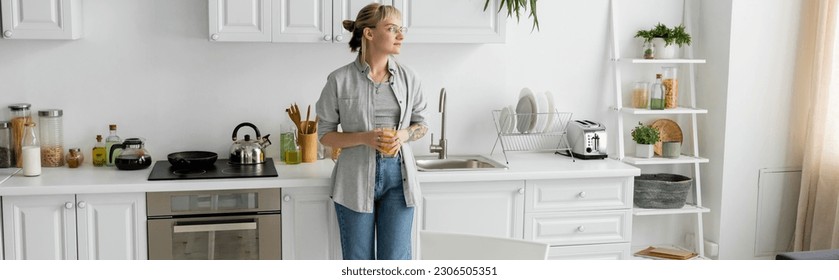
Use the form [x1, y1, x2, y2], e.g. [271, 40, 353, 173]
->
[0, 152, 639, 196]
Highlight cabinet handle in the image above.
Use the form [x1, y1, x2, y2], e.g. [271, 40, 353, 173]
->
[518, 188, 524, 195]
[77, 201, 87, 209]
[3, 30, 12, 38]
[323, 35, 332, 41]
[577, 191, 586, 198]
[576, 226, 586, 232]
[64, 202, 74, 209]
[283, 195, 290, 202]
[334, 35, 343, 42]
[210, 33, 220, 41]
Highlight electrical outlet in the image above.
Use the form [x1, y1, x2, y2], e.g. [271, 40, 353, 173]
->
[684, 233, 719, 258]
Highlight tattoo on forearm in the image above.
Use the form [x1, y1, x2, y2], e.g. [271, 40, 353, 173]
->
[407, 124, 428, 142]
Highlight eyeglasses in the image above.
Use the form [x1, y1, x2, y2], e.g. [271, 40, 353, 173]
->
[371, 25, 408, 35]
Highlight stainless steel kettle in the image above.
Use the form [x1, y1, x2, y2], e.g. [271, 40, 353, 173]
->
[229, 122, 271, 164]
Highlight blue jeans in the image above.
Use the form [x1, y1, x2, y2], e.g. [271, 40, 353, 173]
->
[334, 154, 414, 260]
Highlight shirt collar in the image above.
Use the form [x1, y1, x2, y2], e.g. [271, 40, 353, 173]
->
[354, 55, 397, 74]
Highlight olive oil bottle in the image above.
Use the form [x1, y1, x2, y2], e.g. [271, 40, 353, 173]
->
[650, 74, 665, 110]
[104, 124, 121, 166]
[92, 135, 106, 167]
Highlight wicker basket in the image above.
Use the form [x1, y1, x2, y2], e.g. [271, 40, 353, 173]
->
[634, 173, 692, 209]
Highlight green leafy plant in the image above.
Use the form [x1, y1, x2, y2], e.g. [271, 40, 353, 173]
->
[631, 122, 660, 145]
[634, 23, 692, 47]
[670, 24, 692, 47]
[484, 0, 539, 31]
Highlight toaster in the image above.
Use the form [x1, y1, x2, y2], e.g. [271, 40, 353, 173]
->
[566, 120, 608, 159]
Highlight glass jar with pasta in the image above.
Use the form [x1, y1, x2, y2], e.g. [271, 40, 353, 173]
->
[662, 66, 679, 109]
[8, 103, 32, 168]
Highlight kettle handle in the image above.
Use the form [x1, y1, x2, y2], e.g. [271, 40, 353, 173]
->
[109, 143, 125, 163]
[232, 122, 261, 141]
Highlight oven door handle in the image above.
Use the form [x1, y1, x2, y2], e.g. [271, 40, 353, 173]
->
[173, 221, 257, 233]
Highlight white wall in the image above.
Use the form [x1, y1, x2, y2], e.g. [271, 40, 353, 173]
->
[716, 0, 802, 259]
[696, 0, 733, 259]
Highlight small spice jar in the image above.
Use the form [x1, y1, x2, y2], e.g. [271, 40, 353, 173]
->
[66, 148, 84, 168]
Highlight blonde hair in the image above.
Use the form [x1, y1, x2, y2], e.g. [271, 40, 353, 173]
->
[342, 3, 402, 61]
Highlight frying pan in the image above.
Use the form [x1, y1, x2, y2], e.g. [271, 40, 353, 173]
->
[167, 151, 218, 169]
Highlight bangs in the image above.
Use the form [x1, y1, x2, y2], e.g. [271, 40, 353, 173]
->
[377, 5, 402, 23]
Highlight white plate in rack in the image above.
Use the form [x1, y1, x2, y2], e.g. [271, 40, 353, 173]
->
[544, 90, 557, 132]
[516, 88, 537, 133]
[532, 90, 549, 133]
[500, 105, 516, 134]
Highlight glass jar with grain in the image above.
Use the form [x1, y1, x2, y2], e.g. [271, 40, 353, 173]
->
[38, 109, 64, 167]
[663, 66, 679, 109]
[8, 103, 32, 168]
[631, 82, 649, 109]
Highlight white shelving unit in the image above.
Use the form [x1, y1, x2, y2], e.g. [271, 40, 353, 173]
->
[608, 0, 710, 258]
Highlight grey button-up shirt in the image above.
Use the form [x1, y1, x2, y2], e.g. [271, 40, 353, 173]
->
[316, 56, 428, 213]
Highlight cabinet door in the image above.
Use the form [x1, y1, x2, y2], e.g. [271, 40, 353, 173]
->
[272, 0, 331, 43]
[76, 193, 147, 260]
[393, 0, 504, 43]
[209, 0, 273, 42]
[2, 195, 77, 260]
[332, 0, 392, 43]
[0, 0, 82, 40]
[419, 181, 524, 239]
[281, 187, 341, 260]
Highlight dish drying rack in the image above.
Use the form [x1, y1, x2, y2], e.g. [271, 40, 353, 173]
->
[490, 110, 575, 163]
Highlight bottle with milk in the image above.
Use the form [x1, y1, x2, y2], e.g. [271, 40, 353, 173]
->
[22, 122, 41, 177]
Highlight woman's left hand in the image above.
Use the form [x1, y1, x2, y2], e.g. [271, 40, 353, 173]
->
[379, 129, 408, 155]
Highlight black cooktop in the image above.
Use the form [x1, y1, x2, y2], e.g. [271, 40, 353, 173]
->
[147, 158, 278, 181]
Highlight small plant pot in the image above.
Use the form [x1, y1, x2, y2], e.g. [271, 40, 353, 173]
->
[636, 144, 654, 158]
[662, 141, 681, 158]
[652, 38, 676, 59]
[642, 41, 654, 59]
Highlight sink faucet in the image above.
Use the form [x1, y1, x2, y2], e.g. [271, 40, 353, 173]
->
[430, 88, 447, 159]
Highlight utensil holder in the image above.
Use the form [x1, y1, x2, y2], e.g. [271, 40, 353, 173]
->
[298, 132, 318, 163]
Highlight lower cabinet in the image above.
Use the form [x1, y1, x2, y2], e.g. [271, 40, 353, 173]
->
[2, 193, 146, 260]
[524, 177, 634, 259]
[418, 181, 525, 239]
[281, 186, 342, 260]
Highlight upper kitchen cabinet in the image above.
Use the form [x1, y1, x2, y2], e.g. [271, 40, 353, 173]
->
[0, 0, 83, 40]
[208, 0, 272, 42]
[209, 0, 391, 43]
[393, 0, 505, 43]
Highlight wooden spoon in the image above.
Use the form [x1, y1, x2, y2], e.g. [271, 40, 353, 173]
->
[304, 105, 311, 134]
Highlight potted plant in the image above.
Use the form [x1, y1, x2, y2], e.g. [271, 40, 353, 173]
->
[635, 23, 692, 59]
[483, 0, 540, 31]
[631, 122, 660, 158]
[634, 29, 656, 59]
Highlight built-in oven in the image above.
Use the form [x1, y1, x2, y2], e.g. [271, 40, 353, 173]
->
[147, 188, 281, 260]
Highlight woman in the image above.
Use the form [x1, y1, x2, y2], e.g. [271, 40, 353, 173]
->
[315, 4, 428, 260]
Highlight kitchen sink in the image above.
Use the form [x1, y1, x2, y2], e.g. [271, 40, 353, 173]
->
[414, 155, 508, 172]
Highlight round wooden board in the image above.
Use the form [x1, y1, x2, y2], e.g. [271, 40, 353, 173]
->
[650, 119, 683, 156]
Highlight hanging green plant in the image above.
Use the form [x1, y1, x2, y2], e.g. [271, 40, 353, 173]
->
[484, 0, 540, 31]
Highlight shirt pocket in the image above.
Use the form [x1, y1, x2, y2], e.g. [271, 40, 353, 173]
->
[338, 97, 364, 130]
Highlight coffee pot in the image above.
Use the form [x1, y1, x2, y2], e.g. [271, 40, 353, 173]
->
[109, 138, 152, 170]
[229, 122, 271, 164]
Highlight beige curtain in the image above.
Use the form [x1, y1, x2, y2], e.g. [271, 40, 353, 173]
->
[791, 0, 839, 251]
